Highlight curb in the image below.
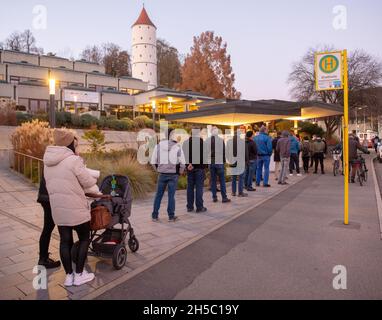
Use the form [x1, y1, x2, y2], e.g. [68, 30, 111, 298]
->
[371, 158, 382, 240]
[80, 175, 307, 300]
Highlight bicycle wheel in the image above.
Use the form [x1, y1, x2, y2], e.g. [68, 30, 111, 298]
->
[357, 170, 363, 187]
[364, 165, 368, 182]
[333, 162, 337, 176]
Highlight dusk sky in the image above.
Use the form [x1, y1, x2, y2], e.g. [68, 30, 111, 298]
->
[1, 0, 381, 100]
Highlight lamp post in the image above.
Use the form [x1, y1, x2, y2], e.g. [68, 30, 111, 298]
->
[49, 79, 56, 128]
[73, 95, 78, 115]
[152, 101, 156, 131]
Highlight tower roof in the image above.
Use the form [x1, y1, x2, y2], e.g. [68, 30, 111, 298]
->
[132, 7, 156, 29]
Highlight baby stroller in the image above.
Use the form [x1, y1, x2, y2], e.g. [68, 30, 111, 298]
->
[72, 175, 139, 270]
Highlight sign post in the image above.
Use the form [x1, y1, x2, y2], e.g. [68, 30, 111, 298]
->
[315, 50, 349, 225]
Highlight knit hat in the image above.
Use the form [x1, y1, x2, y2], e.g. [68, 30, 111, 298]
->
[246, 131, 254, 138]
[53, 129, 75, 147]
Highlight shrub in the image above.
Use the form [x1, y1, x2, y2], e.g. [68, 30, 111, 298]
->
[81, 114, 100, 128]
[16, 112, 32, 125]
[177, 175, 188, 190]
[0, 100, 17, 126]
[11, 120, 53, 158]
[82, 127, 106, 154]
[300, 122, 325, 137]
[134, 115, 150, 129]
[85, 153, 156, 199]
[55, 112, 72, 127]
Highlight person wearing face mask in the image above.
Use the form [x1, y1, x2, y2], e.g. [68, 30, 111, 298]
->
[43, 129, 99, 288]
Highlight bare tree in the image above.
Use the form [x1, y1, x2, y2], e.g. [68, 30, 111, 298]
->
[3, 30, 43, 54]
[5, 31, 24, 51]
[288, 46, 382, 138]
[80, 43, 131, 77]
[81, 45, 103, 64]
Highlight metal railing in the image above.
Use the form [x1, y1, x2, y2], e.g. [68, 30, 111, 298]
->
[11, 151, 43, 185]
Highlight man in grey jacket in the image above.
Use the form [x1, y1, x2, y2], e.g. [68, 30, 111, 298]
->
[151, 129, 186, 222]
[276, 131, 291, 185]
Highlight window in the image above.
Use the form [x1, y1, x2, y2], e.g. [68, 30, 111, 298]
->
[0, 74, 4, 81]
[88, 84, 97, 91]
[10, 76, 20, 84]
[120, 88, 128, 93]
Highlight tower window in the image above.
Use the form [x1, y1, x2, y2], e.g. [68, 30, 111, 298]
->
[141, 37, 143, 40]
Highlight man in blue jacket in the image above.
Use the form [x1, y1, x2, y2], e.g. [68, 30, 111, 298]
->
[289, 132, 301, 176]
[254, 126, 273, 187]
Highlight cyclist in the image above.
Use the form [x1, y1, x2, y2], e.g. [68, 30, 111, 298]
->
[349, 134, 370, 184]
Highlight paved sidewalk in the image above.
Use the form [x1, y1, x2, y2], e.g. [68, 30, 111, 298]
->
[0, 168, 304, 300]
[98, 155, 382, 300]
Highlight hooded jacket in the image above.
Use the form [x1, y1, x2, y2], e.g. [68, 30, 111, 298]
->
[289, 136, 301, 155]
[276, 136, 291, 159]
[151, 140, 186, 175]
[43, 146, 97, 227]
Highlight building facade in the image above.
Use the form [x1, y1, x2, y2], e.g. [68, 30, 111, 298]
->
[0, 7, 212, 118]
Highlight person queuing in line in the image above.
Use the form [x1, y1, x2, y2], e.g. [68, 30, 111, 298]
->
[289, 131, 301, 177]
[206, 127, 231, 203]
[310, 135, 317, 168]
[272, 132, 282, 182]
[43, 130, 98, 287]
[227, 130, 248, 198]
[312, 136, 326, 175]
[254, 126, 273, 188]
[301, 136, 311, 174]
[245, 131, 258, 192]
[349, 134, 370, 183]
[352, 130, 360, 143]
[183, 127, 208, 214]
[37, 174, 61, 270]
[276, 131, 291, 185]
[373, 136, 380, 153]
[151, 129, 186, 222]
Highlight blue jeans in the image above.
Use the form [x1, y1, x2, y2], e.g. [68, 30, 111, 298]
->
[245, 160, 257, 189]
[152, 174, 179, 219]
[256, 156, 271, 186]
[232, 174, 245, 194]
[210, 164, 227, 200]
[187, 169, 205, 210]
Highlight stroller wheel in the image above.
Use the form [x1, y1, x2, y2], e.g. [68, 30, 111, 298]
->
[112, 244, 127, 270]
[71, 241, 80, 264]
[128, 236, 140, 253]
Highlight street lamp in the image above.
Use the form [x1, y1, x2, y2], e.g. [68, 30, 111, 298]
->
[73, 95, 79, 115]
[48, 79, 56, 128]
[152, 101, 156, 131]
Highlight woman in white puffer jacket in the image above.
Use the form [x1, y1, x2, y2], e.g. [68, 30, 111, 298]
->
[44, 129, 97, 288]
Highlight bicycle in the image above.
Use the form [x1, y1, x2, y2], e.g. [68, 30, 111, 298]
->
[332, 150, 342, 177]
[352, 154, 368, 186]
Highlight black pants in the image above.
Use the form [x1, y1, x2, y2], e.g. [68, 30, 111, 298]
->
[314, 153, 325, 173]
[310, 155, 314, 167]
[302, 156, 310, 173]
[58, 222, 91, 275]
[289, 154, 300, 174]
[39, 202, 56, 261]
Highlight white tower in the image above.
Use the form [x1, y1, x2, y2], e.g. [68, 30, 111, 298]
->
[132, 6, 158, 89]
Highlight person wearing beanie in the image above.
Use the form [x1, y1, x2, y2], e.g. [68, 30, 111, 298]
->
[276, 131, 291, 185]
[43, 129, 97, 288]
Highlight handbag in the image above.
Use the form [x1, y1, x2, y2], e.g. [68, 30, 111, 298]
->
[90, 206, 112, 231]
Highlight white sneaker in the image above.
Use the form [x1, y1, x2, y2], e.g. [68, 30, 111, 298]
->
[297, 174, 302, 177]
[74, 270, 95, 286]
[289, 174, 293, 177]
[64, 273, 74, 287]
